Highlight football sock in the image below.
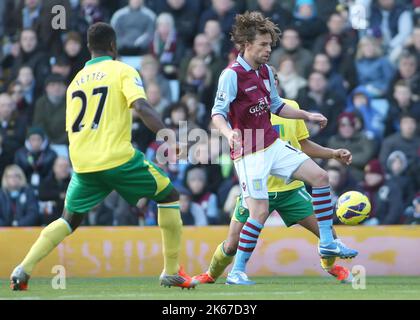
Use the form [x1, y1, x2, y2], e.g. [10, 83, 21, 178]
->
[320, 257, 336, 272]
[158, 201, 182, 275]
[312, 186, 334, 246]
[208, 241, 235, 280]
[21, 218, 72, 275]
[231, 218, 263, 273]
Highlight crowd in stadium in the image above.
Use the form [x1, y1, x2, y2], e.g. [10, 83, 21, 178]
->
[0, 0, 420, 227]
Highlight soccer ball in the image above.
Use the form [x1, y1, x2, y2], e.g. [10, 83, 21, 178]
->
[335, 191, 371, 225]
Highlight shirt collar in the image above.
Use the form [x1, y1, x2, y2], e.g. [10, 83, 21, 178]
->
[85, 56, 113, 67]
[236, 55, 262, 72]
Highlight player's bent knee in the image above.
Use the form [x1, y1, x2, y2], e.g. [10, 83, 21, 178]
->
[62, 210, 85, 232]
[311, 169, 329, 187]
[158, 187, 179, 204]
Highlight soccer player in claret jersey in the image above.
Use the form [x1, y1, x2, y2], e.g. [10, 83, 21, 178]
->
[10, 22, 198, 290]
[194, 72, 355, 285]
[211, 12, 357, 285]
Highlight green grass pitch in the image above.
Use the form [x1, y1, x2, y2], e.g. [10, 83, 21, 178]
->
[1, 276, 420, 300]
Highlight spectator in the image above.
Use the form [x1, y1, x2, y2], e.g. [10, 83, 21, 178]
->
[327, 112, 376, 181]
[323, 35, 358, 91]
[139, 54, 172, 102]
[296, 71, 344, 145]
[32, 74, 68, 151]
[0, 93, 26, 157]
[181, 57, 214, 111]
[203, 19, 231, 59]
[346, 86, 386, 141]
[13, 0, 70, 55]
[50, 55, 72, 84]
[150, 12, 185, 79]
[153, 0, 198, 47]
[104, 191, 139, 226]
[145, 81, 171, 115]
[355, 36, 395, 97]
[379, 113, 420, 174]
[312, 52, 347, 100]
[247, 0, 293, 33]
[16, 65, 39, 107]
[368, 0, 413, 61]
[291, 0, 328, 50]
[198, 0, 237, 37]
[14, 126, 57, 191]
[184, 166, 219, 225]
[269, 27, 314, 77]
[179, 33, 225, 92]
[404, 25, 420, 65]
[177, 184, 208, 226]
[180, 93, 207, 128]
[62, 31, 90, 80]
[187, 141, 223, 194]
[11, 29, 50, 95]
[386, 150, 416, 204]
[0, 164, 39, 227]
[384, 81, 420, 136]
[388, 51, 420, 102]
[38, 156, 71, 225]
[0, 133, 14, 179]
[110, 0, 156, 55]
[7, 80, 33, 124]
[404, 192, 420, 224]
[360, 159, 385, 224]
[313, 11, 357, 57]
[276, 56, 307, 100]
[327, 163, 360, 207]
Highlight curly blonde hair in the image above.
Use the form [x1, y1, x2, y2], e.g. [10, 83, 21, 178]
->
[231, 11, 281, 53]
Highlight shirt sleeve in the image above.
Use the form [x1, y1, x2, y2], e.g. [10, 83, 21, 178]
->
[267, 65, 285, 114]
[211, 68, 237, 119]
[121, 65, 147, 108]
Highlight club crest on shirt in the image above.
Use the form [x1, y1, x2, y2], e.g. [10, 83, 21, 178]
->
[216, 91, 227, 102]
[263, 79, 271, 92]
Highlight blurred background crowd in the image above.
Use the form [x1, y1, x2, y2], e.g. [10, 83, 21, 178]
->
[0, 0, 420, 227]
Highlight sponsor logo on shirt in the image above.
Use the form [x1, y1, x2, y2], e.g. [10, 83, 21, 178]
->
[245, 85, 257, 92]
[249, 96, 269, 116]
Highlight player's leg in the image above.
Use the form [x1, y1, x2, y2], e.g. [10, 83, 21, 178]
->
[111, 150, 196, 288]
[11, 172, 110, 290]
[194, 196, 245, 283]
[228, 150, 271, 283]
[291, 159, 357, 258]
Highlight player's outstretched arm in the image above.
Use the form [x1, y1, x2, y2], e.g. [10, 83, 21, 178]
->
[278, 104, 328, 129]
[299, 139, 352, 165]
[132, 98, 166, 134]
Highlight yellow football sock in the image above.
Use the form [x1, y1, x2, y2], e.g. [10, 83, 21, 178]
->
[158, 201, 182, 275]
[320, 257, 336, 272]
[21, 218, 72, 275]
[208, 241, 235, 280]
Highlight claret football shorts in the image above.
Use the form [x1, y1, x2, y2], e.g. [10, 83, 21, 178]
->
[233, 138, 309, 201]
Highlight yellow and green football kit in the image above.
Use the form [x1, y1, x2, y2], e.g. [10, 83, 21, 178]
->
[65, 56, 173, 213]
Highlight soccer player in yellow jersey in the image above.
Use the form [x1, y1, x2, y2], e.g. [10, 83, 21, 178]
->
[194, 84, 355, 285]
[10, 22, 198, 290]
